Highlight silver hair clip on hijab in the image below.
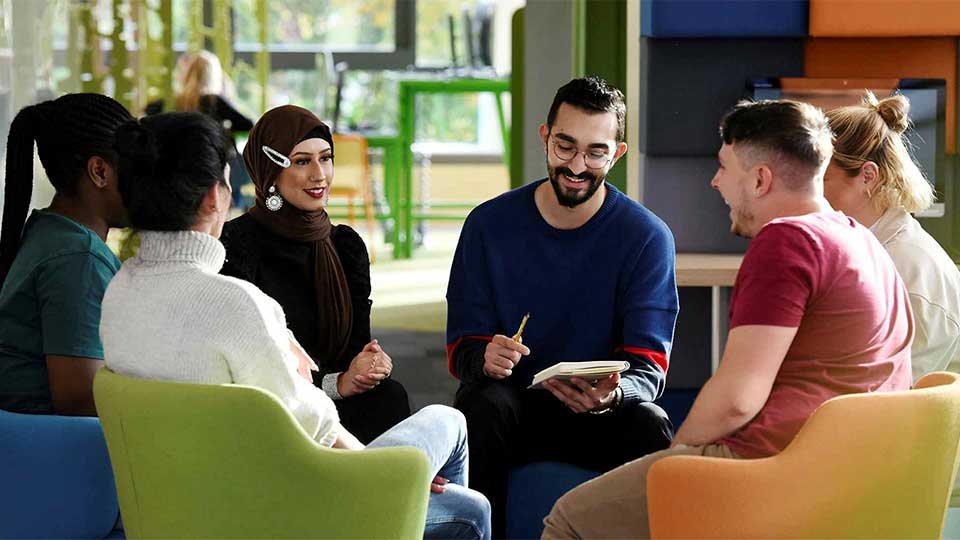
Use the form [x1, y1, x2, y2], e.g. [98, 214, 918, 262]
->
[261, 145, 289, 211]
[262, 145, 291, 168]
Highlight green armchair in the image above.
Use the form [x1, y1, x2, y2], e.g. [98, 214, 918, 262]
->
[94, 368, 431, 539]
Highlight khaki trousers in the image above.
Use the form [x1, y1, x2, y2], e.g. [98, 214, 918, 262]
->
[542, 443, 741, 539]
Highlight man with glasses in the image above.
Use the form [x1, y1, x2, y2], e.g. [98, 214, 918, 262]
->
[446, 77, 678, 536]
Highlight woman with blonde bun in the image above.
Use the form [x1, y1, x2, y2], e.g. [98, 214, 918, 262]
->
[824, 91, 960, 381]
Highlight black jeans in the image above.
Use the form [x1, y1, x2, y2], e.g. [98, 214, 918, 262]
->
[336, 378, 412, 444]
[455, 379, 673, 538]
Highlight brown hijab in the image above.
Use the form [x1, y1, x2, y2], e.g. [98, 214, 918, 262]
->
[243, 105, 353, 366]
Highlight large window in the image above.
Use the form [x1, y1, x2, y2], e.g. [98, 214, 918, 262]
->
[35, 0, 518, 155]
[227, 0, 517, 154]
[234, 0, 395, 52]
[416, 0, 483, 67]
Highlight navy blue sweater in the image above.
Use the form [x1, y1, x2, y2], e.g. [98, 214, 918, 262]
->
[446, 180, 679, 405]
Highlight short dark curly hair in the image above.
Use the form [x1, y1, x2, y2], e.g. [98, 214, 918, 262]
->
[546, 76, 626, 142]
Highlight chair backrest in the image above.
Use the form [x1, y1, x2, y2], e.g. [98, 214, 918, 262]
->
[0, 409, 119, 539]
[331, 133, 369, 194]
[773, 371, 960, 537]
[94, 368, 431, 539]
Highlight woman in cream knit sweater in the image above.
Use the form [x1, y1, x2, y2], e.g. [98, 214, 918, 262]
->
[100, 112, 490, 540]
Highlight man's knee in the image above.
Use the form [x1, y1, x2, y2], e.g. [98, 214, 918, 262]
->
[454, 382, 521, 427]
[623, 402, 674, 438]
[542, 485, 581, 540]
[545, 451, 664, 540]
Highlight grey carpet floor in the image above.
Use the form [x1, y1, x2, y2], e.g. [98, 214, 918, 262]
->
[373, 328, 459, 410]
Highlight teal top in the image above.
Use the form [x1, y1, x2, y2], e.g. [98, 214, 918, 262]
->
[0, 210, 120, 413]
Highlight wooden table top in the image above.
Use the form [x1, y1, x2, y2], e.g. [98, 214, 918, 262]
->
[675, 253, 743, 287]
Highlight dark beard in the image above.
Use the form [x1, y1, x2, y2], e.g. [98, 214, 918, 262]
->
[547, 164, 604, 208]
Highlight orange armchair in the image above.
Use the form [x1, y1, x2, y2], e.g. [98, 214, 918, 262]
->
[647, 372, 960, 539]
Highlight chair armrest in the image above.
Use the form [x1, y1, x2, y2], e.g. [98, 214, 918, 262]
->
[648, 455, 784, 539]
[291, 443, 433, 539]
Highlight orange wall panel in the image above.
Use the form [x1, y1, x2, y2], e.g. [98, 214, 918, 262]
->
[805, 38, 958, 153]
[809, 0, 960, 37]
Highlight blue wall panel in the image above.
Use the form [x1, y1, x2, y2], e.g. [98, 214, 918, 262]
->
[641, 0, 808, 38]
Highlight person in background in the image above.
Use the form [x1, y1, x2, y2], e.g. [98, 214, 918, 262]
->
[824, 91, 960, 381]
[101, 111, 491, 540]
[146, 50, 252, 135]
[543, 99, 913, 539]
[0, 93, 133, 415]
[220, 105, 411, 444]
[146, 49, 253, 207]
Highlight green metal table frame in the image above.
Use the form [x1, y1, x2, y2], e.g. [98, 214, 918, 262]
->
[366, 134, 403, 253]
[396, 77, 511, 259]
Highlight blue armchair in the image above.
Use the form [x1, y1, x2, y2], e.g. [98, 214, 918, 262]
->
[0, 409, 120, 539]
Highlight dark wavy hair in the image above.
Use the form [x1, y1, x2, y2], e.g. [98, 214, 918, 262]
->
[547, 76, 626, 142]
[114, 112, 231, 231]
[0, 93, 133, 286]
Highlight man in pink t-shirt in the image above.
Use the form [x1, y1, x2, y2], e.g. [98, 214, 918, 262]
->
[543, 99, 914, 540]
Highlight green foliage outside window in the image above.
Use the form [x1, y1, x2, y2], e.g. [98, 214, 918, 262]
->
[233, 0, 394, 50]
[37, 0, 501, 147]
[416, 0, 482, 67]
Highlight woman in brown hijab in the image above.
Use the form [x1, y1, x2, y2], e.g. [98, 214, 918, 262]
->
[221, 105, 410, 443]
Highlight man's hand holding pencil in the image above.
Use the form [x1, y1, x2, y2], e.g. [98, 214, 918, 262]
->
[482, 313, 532, 380]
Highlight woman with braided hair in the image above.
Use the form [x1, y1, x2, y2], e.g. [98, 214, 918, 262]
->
[0, 93, 133, 415]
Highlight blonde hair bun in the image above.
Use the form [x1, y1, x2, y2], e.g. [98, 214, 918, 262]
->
[863, 91, 911, 134]
[829, 90, 933, 214]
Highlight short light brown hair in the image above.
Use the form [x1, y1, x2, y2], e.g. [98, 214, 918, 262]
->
[827, 91, 934, 214]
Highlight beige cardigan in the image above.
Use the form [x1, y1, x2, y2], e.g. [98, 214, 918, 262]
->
[870, 208, 960, 382]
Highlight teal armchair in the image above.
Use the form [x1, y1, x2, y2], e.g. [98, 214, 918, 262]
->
[94, 368, 431, 539]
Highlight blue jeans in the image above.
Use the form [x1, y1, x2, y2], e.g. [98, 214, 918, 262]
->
[367, 404, 492, 540]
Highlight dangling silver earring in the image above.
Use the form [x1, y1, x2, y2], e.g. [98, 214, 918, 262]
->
[265, 185, 283, 212]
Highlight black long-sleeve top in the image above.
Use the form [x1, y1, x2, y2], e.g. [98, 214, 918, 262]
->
[219, 213, 372, 377]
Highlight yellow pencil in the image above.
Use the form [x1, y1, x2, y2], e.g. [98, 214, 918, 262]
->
[512, 312, 531, 342]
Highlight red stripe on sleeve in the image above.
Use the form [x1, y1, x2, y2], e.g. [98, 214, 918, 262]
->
[614, 345, 669, 374]
[447, 335, 494, 378]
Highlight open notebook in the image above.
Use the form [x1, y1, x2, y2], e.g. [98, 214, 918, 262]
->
[528, 361, 630, 390]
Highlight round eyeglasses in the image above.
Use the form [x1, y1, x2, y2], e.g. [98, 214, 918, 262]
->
[551, 136, 614, 169]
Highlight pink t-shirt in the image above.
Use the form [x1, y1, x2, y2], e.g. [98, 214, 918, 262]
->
[720, 212, 913, 459]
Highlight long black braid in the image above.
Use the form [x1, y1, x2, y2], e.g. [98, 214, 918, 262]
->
[0, 93, 132, 287]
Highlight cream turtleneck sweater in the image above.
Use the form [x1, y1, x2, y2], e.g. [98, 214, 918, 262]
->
[100, 230, 342, 447]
